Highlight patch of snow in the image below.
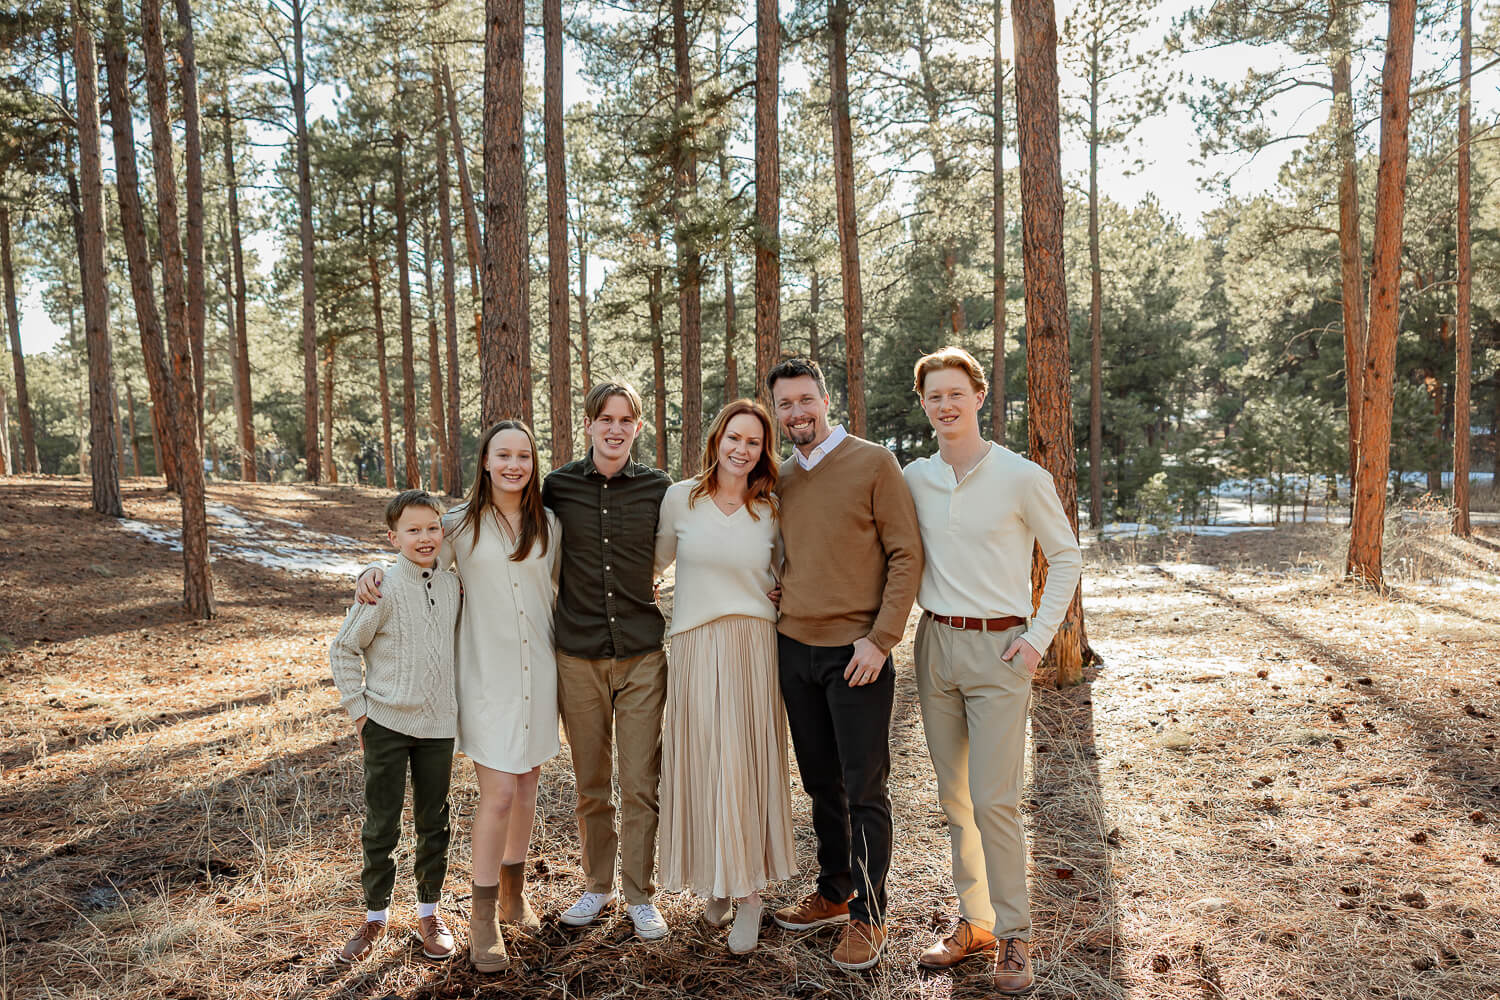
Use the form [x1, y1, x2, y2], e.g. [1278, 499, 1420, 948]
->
[1099, 522, 1273, 540]
[117, 503, 387, 578]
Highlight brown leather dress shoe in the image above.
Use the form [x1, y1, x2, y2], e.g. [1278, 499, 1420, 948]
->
[415, 913, 455, 960]
[993, 938, 1035, 994]
[335, 919, 385, 964]
[917, 918, 998, 970]
[831, 919, 886, 971]
[772, 890, 851, 931]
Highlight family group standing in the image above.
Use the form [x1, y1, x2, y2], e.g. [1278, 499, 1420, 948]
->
[329, 347, 1083, 995]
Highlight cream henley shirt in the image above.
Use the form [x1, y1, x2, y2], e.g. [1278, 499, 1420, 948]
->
[902, 441, 1083, 655]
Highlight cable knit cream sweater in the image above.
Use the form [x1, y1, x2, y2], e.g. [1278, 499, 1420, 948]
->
[329, 554, 461, 740]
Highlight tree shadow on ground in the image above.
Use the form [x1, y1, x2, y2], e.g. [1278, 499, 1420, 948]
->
[1167, 572, 1500, 816]
[1, 734, 348, 954]
[1, 675, 335, 771]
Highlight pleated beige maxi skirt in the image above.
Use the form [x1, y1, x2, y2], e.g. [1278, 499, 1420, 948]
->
[659, 614, 797, 900]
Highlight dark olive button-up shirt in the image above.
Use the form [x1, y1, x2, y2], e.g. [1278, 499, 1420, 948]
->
[542, 450, 673, 660]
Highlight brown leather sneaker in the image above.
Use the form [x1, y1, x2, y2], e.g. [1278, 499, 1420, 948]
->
[772, 890, 851, 931]
[830, 919, 886, 971]
[993, 938, 1035, 994]
[917, 918, 998, 970]
[335, 919, 385, 964]
[414, 913, 455, 960]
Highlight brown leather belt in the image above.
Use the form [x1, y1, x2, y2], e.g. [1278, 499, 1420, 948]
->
[925, 611, 1025, 633]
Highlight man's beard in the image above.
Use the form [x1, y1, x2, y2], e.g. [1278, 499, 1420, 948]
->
[784, 422, 816, 446]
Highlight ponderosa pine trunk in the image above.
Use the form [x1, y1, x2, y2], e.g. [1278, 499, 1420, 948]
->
[577, 224, 592, 393]
[367, 201, 396, 489]
[221, 100, 254, 481]
[291, 0, 319, 482]
[174, 0, 206, 429]
[1454, 0, 1473, 538]
[1331, 6, 1366, 507]
[1347, 0, 1416, 588]
[809, 267, 821, 363]
[755, 0, 781, 403]
[543, 0, 572, 464]
[321, 334, 337, 483]
[143, 0, 214, 617]
[394, 135, 420, 489]
[1, 206, 38, 474]
[483, 0, 530, 424]
[828, 0, 863, 432]
[103, 0, 177, 490]
[124, 378, 140, 475]
[0, 357, 9, 474]
[672, 0, 703, 474]
[421, 223, 448, 495]
[1087, 34, 1104, 527]
[432, 62, 463, 493]
[1011, 0, 1089, 684]
[650, 259, 668, 471]
[442, 64, 485, 361]
[721, 152, 739, 402]
[992, 0, 1007, 446]
[72, 5, 123, 517]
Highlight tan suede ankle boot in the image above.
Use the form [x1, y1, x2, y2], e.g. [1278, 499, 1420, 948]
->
[469, 882, 510, 972]
[499, 862, 541, 931]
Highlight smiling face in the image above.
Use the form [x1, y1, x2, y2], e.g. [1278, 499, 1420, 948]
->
[484, 427, 534, 499]
[771, 374, 833, 449]
[388, 504, 444, 568]
[716, 412, 766, 482]
[919, 366, 986, 439]
[584, 393, 642, 466]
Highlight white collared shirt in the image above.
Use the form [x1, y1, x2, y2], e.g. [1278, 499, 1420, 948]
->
[795, 424, 848, 471]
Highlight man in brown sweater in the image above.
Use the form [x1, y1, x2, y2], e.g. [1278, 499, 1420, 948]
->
[766, 357, 924, 971]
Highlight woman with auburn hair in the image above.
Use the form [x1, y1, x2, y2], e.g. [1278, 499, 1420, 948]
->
[653, 399, 795, 955]
[355, 420, 560, 972]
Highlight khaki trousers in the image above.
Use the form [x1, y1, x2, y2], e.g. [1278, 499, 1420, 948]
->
[556, 648, 667, 905]
[914, 615, 1032, 940]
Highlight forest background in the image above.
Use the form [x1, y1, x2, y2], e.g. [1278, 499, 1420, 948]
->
[2, 0, 1499, 592]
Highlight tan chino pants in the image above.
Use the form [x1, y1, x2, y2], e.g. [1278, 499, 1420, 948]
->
[914, 615, 1033, 940]
[556, 648, 668, 905]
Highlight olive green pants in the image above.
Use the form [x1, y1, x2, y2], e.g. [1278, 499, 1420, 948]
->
[360, 719, 454, 910]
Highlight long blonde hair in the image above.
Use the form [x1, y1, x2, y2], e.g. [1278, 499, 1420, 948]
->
[688, 400, 778, 521]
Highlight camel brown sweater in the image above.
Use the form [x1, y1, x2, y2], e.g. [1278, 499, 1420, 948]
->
[776, 434, 924, 652]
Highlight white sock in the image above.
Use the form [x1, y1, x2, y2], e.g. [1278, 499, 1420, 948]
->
[417, 901, 438, 919]
[366, 908, 388, 924]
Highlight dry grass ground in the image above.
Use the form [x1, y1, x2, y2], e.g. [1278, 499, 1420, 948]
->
[2, 476, 1498, 1000]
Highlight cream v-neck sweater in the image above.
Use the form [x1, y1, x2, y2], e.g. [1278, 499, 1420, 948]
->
[654, 479, 779, 635]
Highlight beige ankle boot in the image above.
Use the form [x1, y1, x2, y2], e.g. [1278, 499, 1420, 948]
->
[469, 882, 510, 972]
[499, 862, 541, 931]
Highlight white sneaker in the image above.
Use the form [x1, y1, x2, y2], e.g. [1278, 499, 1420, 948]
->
[559, 890, 616, 927]
[627, 902, 670, 940]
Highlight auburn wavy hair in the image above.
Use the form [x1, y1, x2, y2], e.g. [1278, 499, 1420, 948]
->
[688, 399, 778, 521]
[457, 420, 550, 562]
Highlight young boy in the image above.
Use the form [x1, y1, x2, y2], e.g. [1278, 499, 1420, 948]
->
[329, 489, 462, 964]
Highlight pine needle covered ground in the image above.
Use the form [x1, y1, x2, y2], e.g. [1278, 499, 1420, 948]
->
[2, 478, 1497, 999]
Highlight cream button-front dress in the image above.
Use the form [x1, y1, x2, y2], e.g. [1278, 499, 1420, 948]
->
[440, 504, 562, 774]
